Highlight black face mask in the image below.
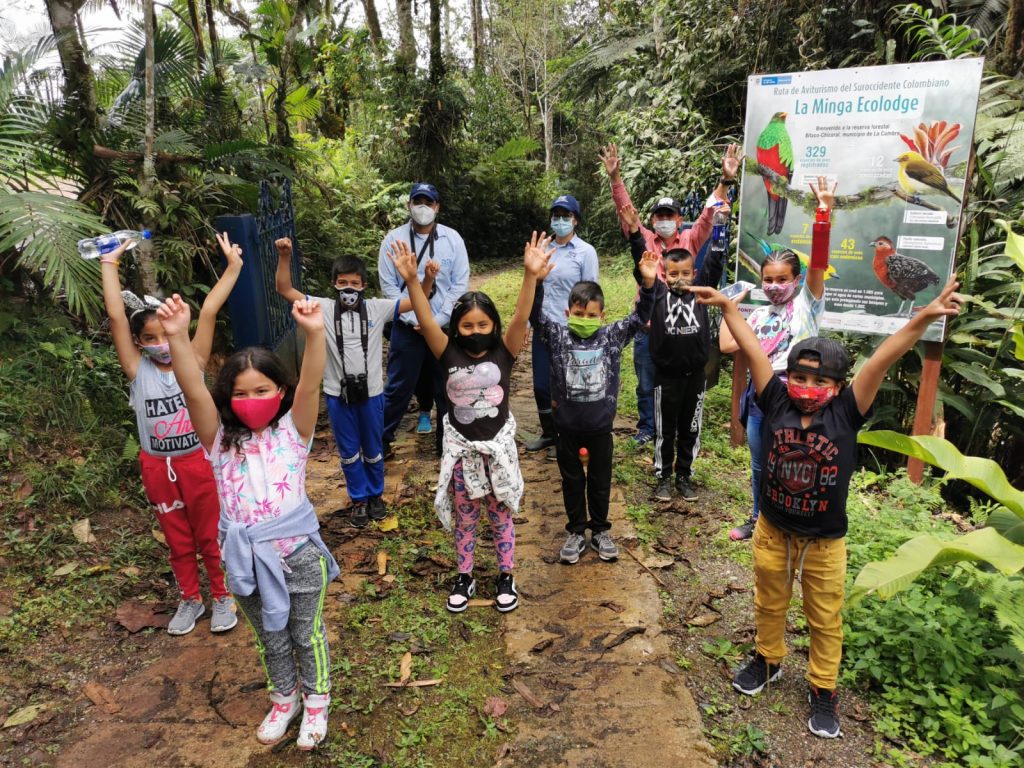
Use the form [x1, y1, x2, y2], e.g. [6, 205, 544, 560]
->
[456, 332, 495, 355]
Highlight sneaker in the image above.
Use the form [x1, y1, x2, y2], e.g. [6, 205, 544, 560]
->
[349, 501, 369, 528]
[296, 692, 330, 750]
[808, 686, 842, 738]
[210, 596, 238, 633]
[367, 495, 388, 521]
[416, 413, 432, 434]
[732, 652, 782, 696]
[446, 573, 476, 613]
[653, 477, 672, 501]
[495, 573, 519, 613]
[546, 445, 558, 461]
[559, 532, 587, 564]
[256, 687, 300, 745]
[383, 442, 395, 460]
[525, 434, 555, 452]
[632, 431, 654, 446]
[590, 530, 619, 561]
[167, 598, 205, 635]
[675, 476, 698, 502]
[729, 517, 756, 541]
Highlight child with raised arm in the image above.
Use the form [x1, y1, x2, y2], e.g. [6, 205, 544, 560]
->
[100, 232, 242, 636]
[389, 233, 555, 614]
[274, 238, 436, 528]
[157, 294, 340, 751]
[532, 251, 661, 565]
[689, 277, 962, 740]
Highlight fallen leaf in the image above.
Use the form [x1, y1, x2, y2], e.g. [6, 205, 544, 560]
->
[599, 600, 625, 614]
[686, 612, 722, 627]
[52, 562, 79, 577]
[151, 528, 167, 546]
[3, 703, 48, 729]
[115, 601, 170, 633]
[387, 631, 412, 643]
[511, 678, 545, 709]
[382, 678, 442, 688]
[376, 551, 390, 576]
[399, 651, 413, 683]
[340, 721, 356, 737]
[82, 682, 122, 714]
[530, 638, 554, 654]
[602, 626, 646, 651]
[72, 518, 97, 544]
[726, 581, 748, 593]
[382, 574, 396, 584]
[494, 743, 512, 760]
[15, 479, 32, 501]
[547, 702, 561, 712]
[483, 696, 508, 717]
[639, 552, 674, 570]
[119, 566, 142, 577]
[378, 516, 399, 532]
[84, 564, 110, 575]
[659, 659, 681, 675]
[400, 702, 420, 717]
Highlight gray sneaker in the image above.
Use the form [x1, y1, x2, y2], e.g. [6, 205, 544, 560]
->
[559, 532, 587, 564]
[167, 598, 205, 635]
[210, 596, 238, 633]
[590, 531, 619, 561]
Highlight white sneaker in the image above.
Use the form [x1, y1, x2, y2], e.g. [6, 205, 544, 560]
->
[167, 598, 204, 635]
[256, 688, 300, 745]
[296, 692, 330, 750]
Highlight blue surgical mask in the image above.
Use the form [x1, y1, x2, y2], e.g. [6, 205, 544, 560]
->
[550, 217, 574, 238]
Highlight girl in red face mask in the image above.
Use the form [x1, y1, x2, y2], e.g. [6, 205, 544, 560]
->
[156, 294, 339, 751]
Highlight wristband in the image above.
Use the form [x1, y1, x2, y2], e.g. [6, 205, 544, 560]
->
[99, 258, 120, 266]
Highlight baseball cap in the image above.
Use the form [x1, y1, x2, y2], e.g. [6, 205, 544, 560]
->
[651, 196, 681, 215]
[409, 183, 439, 202]
[550, 194, 582, 220]
[787, 338, 851, 381]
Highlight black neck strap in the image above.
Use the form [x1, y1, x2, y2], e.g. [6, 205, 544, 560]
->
[334, 298, 369, 378]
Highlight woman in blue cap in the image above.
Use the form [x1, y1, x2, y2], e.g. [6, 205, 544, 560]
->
[525, 195, 600, 457]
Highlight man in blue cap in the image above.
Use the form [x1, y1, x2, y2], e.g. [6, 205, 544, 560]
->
[378, 183, 470, 456]
[525, 194, 599, 456]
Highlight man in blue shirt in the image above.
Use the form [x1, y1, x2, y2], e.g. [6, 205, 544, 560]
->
[378, 183, 470, 456]
[525, 194, 600, 456]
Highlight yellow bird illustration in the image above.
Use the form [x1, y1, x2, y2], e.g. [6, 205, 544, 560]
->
[895, 151, 961, 204]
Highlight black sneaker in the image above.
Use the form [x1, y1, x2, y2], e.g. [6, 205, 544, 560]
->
[808, 686, 842, 738]
[349, 501, 369, 529]
[675, 476, 698, 501]
[730, 517, 755, 541]
[653, 477, 672, 501]
[446, 573, 476, 613]
[367, 495, 388, 521]
[732, 652, 782, 696]
[495, 573, 518, 613]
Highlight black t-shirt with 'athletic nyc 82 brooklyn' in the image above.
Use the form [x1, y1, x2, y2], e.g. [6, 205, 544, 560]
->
[755, 375, 872, 539]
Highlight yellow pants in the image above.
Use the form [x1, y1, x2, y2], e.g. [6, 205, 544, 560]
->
[753, 515, 846, 690]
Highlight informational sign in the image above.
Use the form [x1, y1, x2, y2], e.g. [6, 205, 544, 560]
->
[737, 59, 984, 341]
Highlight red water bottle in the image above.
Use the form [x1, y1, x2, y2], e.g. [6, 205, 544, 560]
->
[810, 206, 830, 270]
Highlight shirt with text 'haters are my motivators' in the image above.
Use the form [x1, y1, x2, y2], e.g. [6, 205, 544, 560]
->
[129, 356, 200, 457]
[756, 375, 871, 539]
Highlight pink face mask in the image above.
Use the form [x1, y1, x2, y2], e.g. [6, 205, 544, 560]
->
[787, 382, 835, 414]
[231, 392, 283, 430]
[762, 280, 798, 306]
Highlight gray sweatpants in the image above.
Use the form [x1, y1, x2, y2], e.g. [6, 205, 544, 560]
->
[231, 543, 332, 695]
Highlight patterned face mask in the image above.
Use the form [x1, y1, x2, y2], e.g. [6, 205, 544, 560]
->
[786, 381, 836, 414]
[141, 343, 171, 364]
[762, 280, 798, 306]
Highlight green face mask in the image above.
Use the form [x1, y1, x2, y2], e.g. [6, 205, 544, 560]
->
[567, 315, 602, 339]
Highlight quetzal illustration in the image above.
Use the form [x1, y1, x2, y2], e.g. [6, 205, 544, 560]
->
[756, 112, 794, 235]
[744, 231, 840, 281]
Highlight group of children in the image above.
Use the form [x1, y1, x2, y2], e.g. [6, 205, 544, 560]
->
[103, 177, 962, 748]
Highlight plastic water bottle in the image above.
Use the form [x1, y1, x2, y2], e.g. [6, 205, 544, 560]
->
[77, 229, 151, 259]
[579, 447, 589, 470]
[709, 205, 729, 257]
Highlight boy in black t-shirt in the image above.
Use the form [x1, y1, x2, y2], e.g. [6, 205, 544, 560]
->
[689, 277, 963, 740]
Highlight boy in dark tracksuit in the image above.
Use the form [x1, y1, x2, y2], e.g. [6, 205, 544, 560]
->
[531, 254, 658, 564]
[629, 227, 725, 503]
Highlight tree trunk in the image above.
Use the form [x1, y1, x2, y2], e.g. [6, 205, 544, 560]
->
[274, 5, 308, 148]
[138, 0, 159, 294]
[395, 0, 416, 72]
[361, 0, 383, 50]
[204, 0, 223, 84]
[470, 0, 483, 73]
[44, 0, 98, 136]
[428, 0, 443, 83]
[1000, 0, 1024, 75]
[187, 0, 207, 74]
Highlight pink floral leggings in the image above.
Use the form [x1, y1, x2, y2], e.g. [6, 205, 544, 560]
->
[451, 460, 515, 574]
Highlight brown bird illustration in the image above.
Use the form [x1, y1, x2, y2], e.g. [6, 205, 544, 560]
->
[870, 236, 940, 317]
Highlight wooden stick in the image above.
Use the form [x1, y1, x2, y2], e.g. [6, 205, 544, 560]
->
[624, 547, 668, 588]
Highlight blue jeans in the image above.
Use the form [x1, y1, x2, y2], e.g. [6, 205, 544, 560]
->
[747, 404, 765, 521]
[382, 323, 447, 448]
[531, 333, 552, 414]
[327, 394, 384, 502]
[633, 329, 655, 437]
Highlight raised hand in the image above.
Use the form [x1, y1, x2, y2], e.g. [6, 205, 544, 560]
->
[424, 259, 441, 282]
[721, 143, 744, 180]
[156, 294, 191, 337]
[388, 240, 419, 283]
[917, 277, 963, 321]
[638, 251, 660, 285]
[809, 175, 838, 212]
[599, 143, 621, 178]
[686, 285, 730, 309]
[524, 231, 556, 279]
[291, 298, 324, 332]
[619, 202, 641, 233]
[216, 231, 243, 269]
[274, 237, 292, 258]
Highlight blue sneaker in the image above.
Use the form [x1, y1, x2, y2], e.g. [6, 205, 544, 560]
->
[416, 412, 432, 434]
[632, 432, 654, 446]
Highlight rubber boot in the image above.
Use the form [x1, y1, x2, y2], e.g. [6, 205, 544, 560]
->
[525, 410, 557, 452]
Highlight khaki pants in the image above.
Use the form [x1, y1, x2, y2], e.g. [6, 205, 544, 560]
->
[753, 515, 846, 690]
